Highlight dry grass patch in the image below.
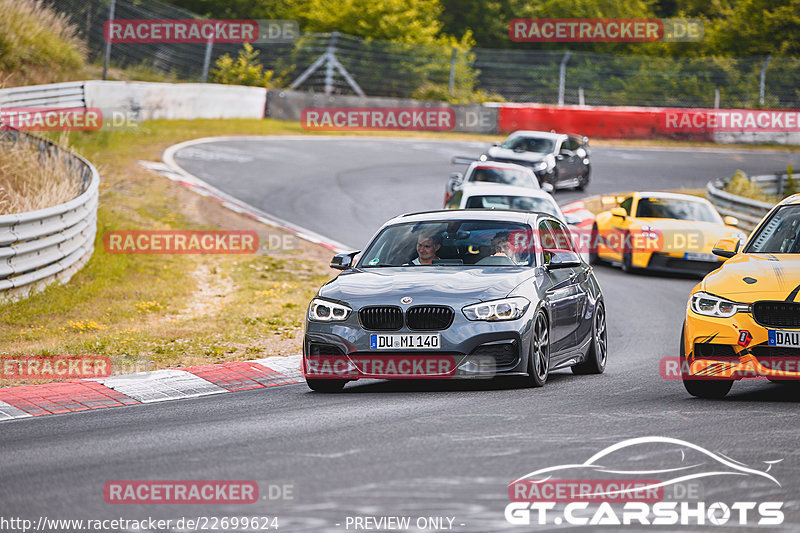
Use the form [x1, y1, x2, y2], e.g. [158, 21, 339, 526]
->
[0, 135, 82, 214]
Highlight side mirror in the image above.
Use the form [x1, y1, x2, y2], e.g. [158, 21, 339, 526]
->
[712, 238, 740, 259]
[611, 207, 627, 219]
[544, 249, 582, 269]
[564, 213, 582, 226]
[447, 172, 463, 194]
[492, 142, 500, 147]
[723, 215, 740, 227]
[330, 250, 361, 270]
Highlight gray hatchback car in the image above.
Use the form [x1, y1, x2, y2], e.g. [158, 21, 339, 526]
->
[303, 210, 607, 392]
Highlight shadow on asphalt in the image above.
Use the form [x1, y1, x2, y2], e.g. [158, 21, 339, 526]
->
[315, 372, 588, 394]
[683, 380, 800, 403]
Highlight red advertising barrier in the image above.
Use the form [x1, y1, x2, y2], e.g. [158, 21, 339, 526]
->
[496, 103, 714, 141]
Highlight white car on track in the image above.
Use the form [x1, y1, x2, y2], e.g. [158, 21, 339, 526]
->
[445, 183, 579, 227]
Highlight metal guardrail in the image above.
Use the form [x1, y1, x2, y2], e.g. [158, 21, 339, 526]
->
[706, 172, 798, 231]
[0, 81, 86, 109]
[0, 130, 99, 299]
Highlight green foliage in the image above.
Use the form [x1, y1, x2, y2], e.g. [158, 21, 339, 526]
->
[724, 170, 773, 202]
[412, 83, 505, 104]
[210, 43, 274, 87]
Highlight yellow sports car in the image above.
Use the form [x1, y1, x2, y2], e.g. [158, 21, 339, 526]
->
[682, 193, 800, 398]
[591, 192, 745, 275]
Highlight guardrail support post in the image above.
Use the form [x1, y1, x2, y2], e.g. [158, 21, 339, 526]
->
[102, 0, 117, 80]
[201, 39, 213, 83]
[448, 47, 457, 96]
[558, 51, 571, 106]
[759, 55, 771, 106]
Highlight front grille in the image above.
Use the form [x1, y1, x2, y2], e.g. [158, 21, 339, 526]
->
[470, 342, 519, 366]
[359, 306, 403, 330]
[753, 301, 800, 328]
[406, 306, 455, 330]
[751, 346, 800, 359]
[647, 254, 719, 273]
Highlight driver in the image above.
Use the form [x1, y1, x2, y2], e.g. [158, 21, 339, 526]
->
[411, 233, 441, 265]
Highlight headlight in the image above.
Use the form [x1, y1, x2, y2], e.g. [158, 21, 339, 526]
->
[308, 298, 351, 322]
[479, 154, 488, 161]
[689, 292, 749, 318]
[533, 161, 548, 171]
[463, 297, 530, 321]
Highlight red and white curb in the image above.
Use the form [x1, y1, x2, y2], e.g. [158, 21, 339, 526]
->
[0, 355, 303, 421]
[560, 199, 596, 228]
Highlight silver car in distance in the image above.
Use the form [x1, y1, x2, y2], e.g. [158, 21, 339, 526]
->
[303, 210, 607, 392]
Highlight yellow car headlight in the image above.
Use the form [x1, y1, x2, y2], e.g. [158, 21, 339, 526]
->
[689, 291, 749, 318]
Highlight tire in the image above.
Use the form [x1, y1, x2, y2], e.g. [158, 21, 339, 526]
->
[589, 224, 603, 265]
[306, 379, 347, 393]
[620, 232, 636, 274]
[572, 302, 607, 375]
[680, 323, 733, 399]
[575, 167, 590, 191]
[526, 311, 550, 387]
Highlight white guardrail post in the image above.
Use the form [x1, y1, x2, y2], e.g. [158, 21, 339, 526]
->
[706, 173, 798, 232]
[0, 130, 99, 301]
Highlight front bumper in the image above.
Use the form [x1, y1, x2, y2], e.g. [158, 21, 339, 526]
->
[644, 252, 725, 275]
[303, 314, 533, 381]
[683, 310, 800, 380]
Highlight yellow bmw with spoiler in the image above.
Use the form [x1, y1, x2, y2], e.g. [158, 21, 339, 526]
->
[682, 194, 800, 398]
[591, 192, 745, 275]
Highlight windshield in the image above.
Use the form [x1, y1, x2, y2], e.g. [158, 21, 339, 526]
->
[500, 135, 555, 154]
[465, 195, 559, 217]
[358, 220, 534, 267]
[635, 197, 721, 222]
[746, 205, 800, 254]
[467, 167, 538, 188]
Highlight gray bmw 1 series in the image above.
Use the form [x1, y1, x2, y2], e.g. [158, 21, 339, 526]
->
[303, 210, 607, 392]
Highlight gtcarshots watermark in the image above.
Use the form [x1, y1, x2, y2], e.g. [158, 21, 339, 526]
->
[665, 109, 800, 132]
[1, 356, 111, 380]
[104, 230, 258, 254]
[301, 107, 456, 131]
[509, 18, 703, 42]
[104, 19, 298, 43]
[505, 436, 784, 527]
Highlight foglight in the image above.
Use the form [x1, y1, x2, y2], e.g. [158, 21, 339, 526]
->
[689, 292, 749, 318]
[463, 297, 529, 321]
[308, 298, 351, 322]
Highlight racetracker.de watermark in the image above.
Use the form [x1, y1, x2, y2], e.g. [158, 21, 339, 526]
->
[104, 481, 258, 504]
[104, 231, 258, 254]
[301, 107, 456, 131]
[305, 355, 457, 379]
[104, 19, 298, 43]
[665, 110, 800, 132]
[1, 356, 111, 380]
[509, 18, 703, 42]
[0, 108, 144, 131]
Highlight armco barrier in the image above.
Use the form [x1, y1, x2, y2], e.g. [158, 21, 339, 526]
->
[0, 81, 86, 109]
[493, 103, 714, 141]
[0, 81, 267, 121]
[705, 174, 793, 232]
[0, 130, 99, 301]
